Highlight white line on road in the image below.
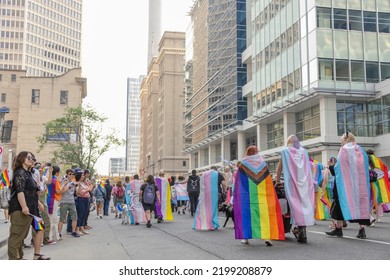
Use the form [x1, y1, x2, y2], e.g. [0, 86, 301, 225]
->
[309, 230, 390, 246]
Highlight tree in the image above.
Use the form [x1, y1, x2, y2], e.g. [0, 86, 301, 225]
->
[37, 106, 125, 174]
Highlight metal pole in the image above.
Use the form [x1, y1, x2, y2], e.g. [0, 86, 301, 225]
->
[221, 115, 224, 166]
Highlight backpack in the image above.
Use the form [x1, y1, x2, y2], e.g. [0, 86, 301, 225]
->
[116, 187, 125, 199]
[143, 184, 156, 204]
[187, 176, 200, 193]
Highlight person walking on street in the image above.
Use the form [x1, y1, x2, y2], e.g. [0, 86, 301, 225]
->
[275, 135, 315, 244]
[103, 179, 113, 216]
[187, 170, 200, 217]
[139, 175, 160, 228]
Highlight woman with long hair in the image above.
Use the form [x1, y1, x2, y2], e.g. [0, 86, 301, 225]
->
[8, 151, 50, 260]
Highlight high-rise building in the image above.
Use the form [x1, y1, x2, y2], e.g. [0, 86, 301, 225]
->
[140, 31, 188, 177]
[242, 0, 390, 170]
[109, 157, 125, 177]
[0, 0, 82, 76]
[184, 0, 248, 171]
[126, 76, 144, 175]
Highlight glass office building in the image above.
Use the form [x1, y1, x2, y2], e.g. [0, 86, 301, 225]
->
[243, 0, 390, 169]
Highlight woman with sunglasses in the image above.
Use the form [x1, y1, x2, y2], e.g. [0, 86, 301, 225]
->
[7, 151, 50, 260]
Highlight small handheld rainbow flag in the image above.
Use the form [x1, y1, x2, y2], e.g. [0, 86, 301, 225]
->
[1, 169, 10, 187]
[30, 214, 45, 231]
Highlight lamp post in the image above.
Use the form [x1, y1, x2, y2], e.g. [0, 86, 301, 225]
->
[220, 114, 224, 167]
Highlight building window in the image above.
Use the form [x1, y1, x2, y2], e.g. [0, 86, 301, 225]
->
[378, 12, 390, 33]
[363, 11, 377, 32]
[183, 161, 186, 167]
[1, 93, 6, 102]
[337, 100, 369, 137]
[349, 10, 362, 31]
[318, 58, 334, 80]
[60, 90, 68, 105]
[31, 89, 40, 104]
[0, 74, 2, 81]
[11, 74, 16, 81]
[335, 60, 350, 81]
[333, 9, 347, 30]
[296, 105, 321, 141]
[381, 62, 390, 81]
[366, 62, 379, 83]
[267, 119, 284, 149]
[351, 61, 365, 82]
[317, 7, 332, 28]
[1, 120, 13, 143]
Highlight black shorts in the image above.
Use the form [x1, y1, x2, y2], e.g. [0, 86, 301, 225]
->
[142, 202, 155, 212]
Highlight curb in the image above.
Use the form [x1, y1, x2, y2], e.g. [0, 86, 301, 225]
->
[0, 238, 7, 249]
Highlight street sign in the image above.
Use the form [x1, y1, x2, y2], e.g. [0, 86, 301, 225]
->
[0, 107, 10, 114]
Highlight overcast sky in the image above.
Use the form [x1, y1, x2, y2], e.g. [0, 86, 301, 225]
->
[81, 0, 193, 175]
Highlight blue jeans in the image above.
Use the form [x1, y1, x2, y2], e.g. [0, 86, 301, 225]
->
[76, 197, 89, 227]
[104, 198, 110, 215]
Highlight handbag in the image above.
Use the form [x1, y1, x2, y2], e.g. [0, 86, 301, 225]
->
[0, 187, 11, 209]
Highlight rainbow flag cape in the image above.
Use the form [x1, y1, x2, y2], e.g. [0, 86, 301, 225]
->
[125, 180, 146, 224]
[42, 167, 49, 177]
[175, 182, 189, 201]
[280, 147, 315, 226]
[46, 175, 58, 214]
[193, 170, 219, 230]
[315, 189, 331, 220]
[99, 181, 105, 188]
[30, 214, 45, 231]
[369, 155, 390, 204]
[155, 177, 173, 221]
[234, 154, 285, 240]
[1, 169, 10, 187]
[334, 143, 371, 220]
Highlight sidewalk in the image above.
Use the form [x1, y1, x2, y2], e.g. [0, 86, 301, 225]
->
[0, 209, 10, 248]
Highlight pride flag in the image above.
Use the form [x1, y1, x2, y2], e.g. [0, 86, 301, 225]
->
[99, 181, 105, 188]
[369, 155, 390, 204]
[30, 214, 45, 231]
[125, 180, 146, 224]
[193, 170, 219, 230]
[315, 189, 331, 220]
[311, 159, 323, 186]
[175, 182, 189, 201]
[1, 169, 10, 187]
[280, 146, 315, 226]
[234, 154, 285, 240]
[334, 143, 371, 220]
[155, 177, 173, 221]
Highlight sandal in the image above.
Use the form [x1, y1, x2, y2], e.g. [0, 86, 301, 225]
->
[34, 253, 51, 260]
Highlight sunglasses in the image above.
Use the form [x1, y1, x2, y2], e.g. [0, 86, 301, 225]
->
[27, 156, 36, 161]
[68, 173, 75, 176]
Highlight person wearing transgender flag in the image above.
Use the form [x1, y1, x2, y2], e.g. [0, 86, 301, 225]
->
[234, 146, 285, 246]
[275, 135, 315, 244]
[325, 132, 372, 239]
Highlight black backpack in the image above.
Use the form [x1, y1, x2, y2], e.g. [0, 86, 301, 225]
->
[187, 176, 200, 193]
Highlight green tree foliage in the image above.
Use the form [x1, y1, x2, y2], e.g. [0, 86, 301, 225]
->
[37, 106, 125, 174]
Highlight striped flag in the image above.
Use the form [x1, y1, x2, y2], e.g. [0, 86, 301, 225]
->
[1, 169, 10, 187]
[369, 155, 390, 204]
[234, 155, 285, 240]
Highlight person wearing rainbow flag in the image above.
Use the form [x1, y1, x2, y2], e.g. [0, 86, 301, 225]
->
[276, 135, 315, 244]
[234, 146, 285, 246]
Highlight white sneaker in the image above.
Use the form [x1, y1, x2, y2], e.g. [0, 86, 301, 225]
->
[377, 218, 381, 223]
[241, 239, 249, 244]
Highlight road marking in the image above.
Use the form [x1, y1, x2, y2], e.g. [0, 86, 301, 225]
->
[309, 230, 390, 246]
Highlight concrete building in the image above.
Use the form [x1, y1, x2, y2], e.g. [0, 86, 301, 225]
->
[109, 157, 125, 177]
[139, 31, 188, 178]
[0, 68, 87, 169]
[241, 0, 390, 171]
[125, 76, 144, 175]
[0, 0, 82, 77]
[184, 0, 248, 171]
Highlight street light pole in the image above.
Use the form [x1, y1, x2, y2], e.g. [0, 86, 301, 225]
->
[221, 115, 224, 167]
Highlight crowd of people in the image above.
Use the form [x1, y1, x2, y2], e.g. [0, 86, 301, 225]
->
[3, 131, 390, 259]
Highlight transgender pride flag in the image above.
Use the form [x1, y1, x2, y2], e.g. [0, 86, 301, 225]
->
[192, 170, 219, 230]
[155, 177, 173, 221]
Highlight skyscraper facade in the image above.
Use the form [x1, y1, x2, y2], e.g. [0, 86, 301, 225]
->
[185, 0, 248, 171]
[0, 0, 82, 76]
[242, 0, 390, 170]
[126, 76, 143, 174]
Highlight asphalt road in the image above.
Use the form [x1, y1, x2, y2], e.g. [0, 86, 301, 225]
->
[1, 210, 389, 260]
